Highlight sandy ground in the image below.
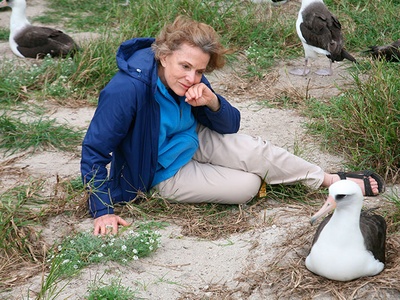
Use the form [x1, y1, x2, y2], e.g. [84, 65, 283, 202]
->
[1, 1, 399, 299]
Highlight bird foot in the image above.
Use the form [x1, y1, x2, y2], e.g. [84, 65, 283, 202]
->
[315, 69, 333, 76]
[289, 68, 310, 76]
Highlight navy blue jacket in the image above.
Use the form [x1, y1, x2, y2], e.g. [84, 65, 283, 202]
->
[81, 38, 241, 218]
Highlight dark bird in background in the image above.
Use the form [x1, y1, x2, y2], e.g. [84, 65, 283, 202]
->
[366, 38, 400, 62]
[290, 0, 356, 76]
[0, 0, 79, 59]
[305, 180, 386, 281]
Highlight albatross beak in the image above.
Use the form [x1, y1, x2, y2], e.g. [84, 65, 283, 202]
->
[310, 196, 337, 225]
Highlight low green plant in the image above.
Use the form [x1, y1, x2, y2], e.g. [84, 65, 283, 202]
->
[33, 222, 162, 298]
[86, 278, 137, 300]
[47, 223, 162, 277]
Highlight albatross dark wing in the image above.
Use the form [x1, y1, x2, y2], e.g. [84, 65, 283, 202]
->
[300, 2, 355, 63]
[360, 210, 387, 263]
[310, 210, 387, 264]
[300, 3, 341, 51]
[14, 26, 79, 58]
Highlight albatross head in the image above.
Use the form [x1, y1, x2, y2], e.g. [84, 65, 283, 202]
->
[310, 180, 363, 225]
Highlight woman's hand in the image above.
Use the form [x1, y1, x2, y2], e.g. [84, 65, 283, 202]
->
[185, 83, 220, 111]
[93, 214, 130, 235]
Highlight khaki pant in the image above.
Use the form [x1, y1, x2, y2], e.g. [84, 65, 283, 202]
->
[154, 125, 324, 204]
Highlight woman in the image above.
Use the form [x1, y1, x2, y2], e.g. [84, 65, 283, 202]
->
[81, 16, 384, 235]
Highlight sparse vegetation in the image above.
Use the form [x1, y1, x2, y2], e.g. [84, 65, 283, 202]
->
[0, 114, 83, 154]
[0, 0, 399, 299]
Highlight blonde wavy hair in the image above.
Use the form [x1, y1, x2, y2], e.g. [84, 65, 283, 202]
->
[152, 16, 229, 73]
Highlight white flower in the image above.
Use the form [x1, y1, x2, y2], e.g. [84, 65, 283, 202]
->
[62, 259, 70, 264]
[98, 253, 104, 258]
[132, 249, 138, 254]
[121, 245, 127, 251]
[133, 255, 139, 261]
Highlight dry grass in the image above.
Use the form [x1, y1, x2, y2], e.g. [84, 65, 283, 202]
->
[168, 201, 400, 300]
[0, 175, 88, 290]
[0, 225, 47, 290]
[119, 194, 267, 240]
[235, 212, 400, 300]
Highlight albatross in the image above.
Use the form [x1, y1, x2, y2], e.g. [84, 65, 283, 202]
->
[367, 38, 400, 62]
[305, 180, 386, 281]
[290, 0, 356, 76]
[0, 0, 79, 59]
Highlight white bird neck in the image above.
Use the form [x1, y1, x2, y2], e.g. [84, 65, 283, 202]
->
[9, 1, 31, 35]
[330, 202, 362, 228]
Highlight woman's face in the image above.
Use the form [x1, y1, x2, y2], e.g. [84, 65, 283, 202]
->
[159, 43, 210, 96]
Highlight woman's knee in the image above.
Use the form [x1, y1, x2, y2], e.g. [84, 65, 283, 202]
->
[224, 173, 262, 204]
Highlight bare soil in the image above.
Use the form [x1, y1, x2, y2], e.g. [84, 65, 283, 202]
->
[1, 1, 399, 299]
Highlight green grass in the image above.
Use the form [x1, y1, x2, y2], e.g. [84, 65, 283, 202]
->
[86, 278, 138, 300]
[325, 0, 400, 50]
[304, 60, 400, 182]
[0, 114, 83, 154]
[2, 0, 297, 104]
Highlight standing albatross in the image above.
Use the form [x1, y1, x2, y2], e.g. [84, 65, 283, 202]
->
[305, 180, 386, 281]
[0, 0, 79, 58]
[290, 0, 356, 76]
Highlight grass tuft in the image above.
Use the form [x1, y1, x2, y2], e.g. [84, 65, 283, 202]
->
[0, 114, 83, 154]
[86, 278, 137, 300]
[304, 60, 400, 183]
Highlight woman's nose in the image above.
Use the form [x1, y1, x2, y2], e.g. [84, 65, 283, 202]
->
[186, 71, 196, 84]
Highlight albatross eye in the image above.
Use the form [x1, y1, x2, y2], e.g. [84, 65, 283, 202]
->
[335, 194, 347, 201]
